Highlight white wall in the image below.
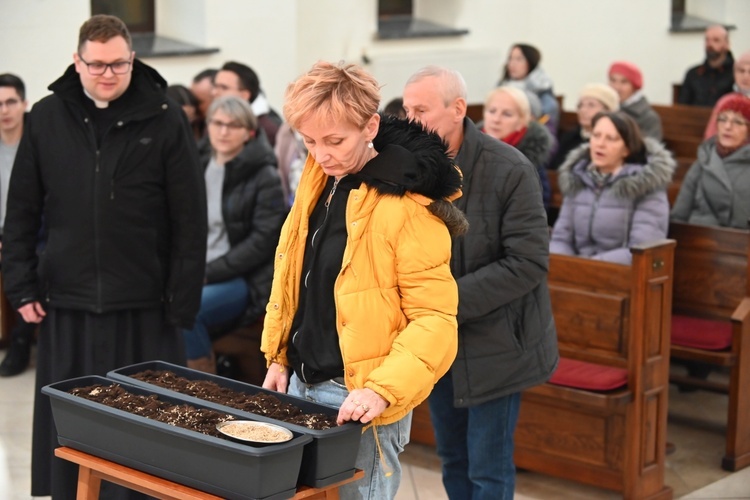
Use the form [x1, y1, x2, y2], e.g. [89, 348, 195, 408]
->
[2, 0, 748, 112]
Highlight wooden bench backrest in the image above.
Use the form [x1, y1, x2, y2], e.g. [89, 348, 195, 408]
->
[668, 222, 750, 320]
[549, 240, 675, 370]
[654, 104, 711, 159]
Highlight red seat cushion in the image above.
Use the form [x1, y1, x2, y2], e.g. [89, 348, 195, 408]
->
[671, 314, 733, 350]
[549, 358, 628, 391]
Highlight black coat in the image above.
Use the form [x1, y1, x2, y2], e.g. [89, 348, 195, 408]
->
[204, 131, 287, 323]
[450, 118, 558, 407]
[3, 59, 207, 328]
[678, 52, 735, 107]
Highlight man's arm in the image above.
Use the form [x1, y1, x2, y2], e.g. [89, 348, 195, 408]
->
[456, 156, 550, 324]
[3, 113, 44, 310]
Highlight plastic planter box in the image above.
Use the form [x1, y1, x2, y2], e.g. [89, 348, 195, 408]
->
[108, 361, 363, 487]
[43, 375, 312, 500]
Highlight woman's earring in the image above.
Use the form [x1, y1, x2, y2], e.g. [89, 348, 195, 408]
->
[368, 141, 374, 149]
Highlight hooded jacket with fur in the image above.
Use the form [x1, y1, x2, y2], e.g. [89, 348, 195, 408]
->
[671, 137, 750, 229]
[551, 137, 676, 264]
[261, 115, 466, 425]
[3, 59, 207, 327]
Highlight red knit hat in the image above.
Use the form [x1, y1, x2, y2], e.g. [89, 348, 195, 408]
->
[716, 93, 750, 123]
[608, 61, 643, 90]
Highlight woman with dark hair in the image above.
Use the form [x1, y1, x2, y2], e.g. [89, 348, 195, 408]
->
[550, 111, 675, 264]
[547, 83, 620, 170]
[166, 84, 201, 139]
[498, 43, 560, 134]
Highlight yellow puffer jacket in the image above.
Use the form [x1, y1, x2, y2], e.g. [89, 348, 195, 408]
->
[262, 147, 460, 425]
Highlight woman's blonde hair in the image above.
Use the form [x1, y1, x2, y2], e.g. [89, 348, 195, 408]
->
[283, 61, 381, 131]
[484, 86, 532, 125]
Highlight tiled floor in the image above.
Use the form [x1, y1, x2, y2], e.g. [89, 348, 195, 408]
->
[1, 349, 749, 499]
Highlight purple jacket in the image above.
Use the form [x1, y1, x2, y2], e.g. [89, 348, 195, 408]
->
[550, 138, 675, 264]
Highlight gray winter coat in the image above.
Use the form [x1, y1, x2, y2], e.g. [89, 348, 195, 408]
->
[621, 95, 663, 141]
[450, 118, 558, 407]
[550, 138, 675, 264]
[671, 138, 750, 229]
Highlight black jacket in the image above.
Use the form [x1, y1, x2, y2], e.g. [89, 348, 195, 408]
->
[450, 118, 558, 407]
[204, 130, 287, 323]
[3, 60, 207, 328]
[678, 52, 735, 107]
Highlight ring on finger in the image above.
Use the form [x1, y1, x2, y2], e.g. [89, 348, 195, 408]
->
[352, 400, 360, 406]
[361, 404, 370, 412]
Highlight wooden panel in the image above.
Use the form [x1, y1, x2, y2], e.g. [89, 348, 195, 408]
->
[516, 399, 615, 468]
[551, 286, 628, 359]
[669, 223, 748, 318]
[668, 222, 750, 472]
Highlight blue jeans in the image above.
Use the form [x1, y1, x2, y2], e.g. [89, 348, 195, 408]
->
[182, 277, 248, 359]
[428, 371, 521, 500]
[288, 374, 412, 500]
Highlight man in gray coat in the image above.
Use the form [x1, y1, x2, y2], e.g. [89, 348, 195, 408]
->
[403, 66, 558, 500]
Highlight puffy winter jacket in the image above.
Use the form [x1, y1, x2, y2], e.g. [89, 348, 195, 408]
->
[551, 138, 675, 264]
[262, 116, 466, 425]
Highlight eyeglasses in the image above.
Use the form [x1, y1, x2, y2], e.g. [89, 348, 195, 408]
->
[78, 53, 132, 75]
[207, 119, 246, 131]
[716, 115, 749, 128]
[0, 98, 21, 110]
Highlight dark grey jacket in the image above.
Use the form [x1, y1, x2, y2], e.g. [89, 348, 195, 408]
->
[621, 95, 663, 141]
[449, 118, 558, 407]
[203, 129, 287, 323]
[671, 138, 750, 229]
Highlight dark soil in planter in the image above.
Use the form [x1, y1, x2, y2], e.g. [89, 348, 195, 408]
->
[130, 370, 338, 430]
[69, 384, 233, 438]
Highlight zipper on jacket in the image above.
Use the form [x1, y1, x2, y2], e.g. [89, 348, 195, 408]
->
[304, 180, 337, 287]
[587, 189, 603, 242]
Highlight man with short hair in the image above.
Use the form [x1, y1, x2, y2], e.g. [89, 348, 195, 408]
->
[213, 61, 283, 146]
[3, 15, 207, 498]
[0, 73, 36, 378]
[403, 66, 558, 500]
[191, 67, 217, 119]
[678, 24, 735, 106]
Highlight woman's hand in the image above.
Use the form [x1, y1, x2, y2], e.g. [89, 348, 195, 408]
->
[262, 362, 289, 393]
[338, 388, 389, 425]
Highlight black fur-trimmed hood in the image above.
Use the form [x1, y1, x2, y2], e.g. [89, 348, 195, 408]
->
[360, 114, 468, 235]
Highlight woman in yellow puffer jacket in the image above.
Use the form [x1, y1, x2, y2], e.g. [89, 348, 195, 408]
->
[261, 61, 467, 500]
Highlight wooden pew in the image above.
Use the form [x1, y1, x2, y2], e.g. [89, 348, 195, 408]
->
[411, 240, 675, 498]
[514, 240, 675, 499]
[653, 104, 711, 204]
[652, 104, 711, 157]
[667, 222, 750, 471]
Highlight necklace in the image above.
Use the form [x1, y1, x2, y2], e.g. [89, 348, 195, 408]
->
[325, 177, 341, 208]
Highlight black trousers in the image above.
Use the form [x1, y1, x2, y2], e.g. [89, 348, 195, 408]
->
[31, 306, 185, 499]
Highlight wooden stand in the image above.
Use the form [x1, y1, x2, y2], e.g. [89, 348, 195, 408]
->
[55, 447, 364, 500]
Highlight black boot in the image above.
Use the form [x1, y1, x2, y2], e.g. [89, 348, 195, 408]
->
[0, 324, 33, 377]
